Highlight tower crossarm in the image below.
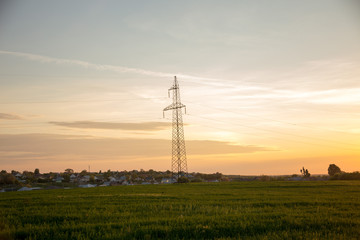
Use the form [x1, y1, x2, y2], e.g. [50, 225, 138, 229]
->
[163, 103, 186, 118]
[163, 103, 186, 112]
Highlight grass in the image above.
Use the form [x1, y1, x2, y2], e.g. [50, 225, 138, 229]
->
[0, 181, 359, 239]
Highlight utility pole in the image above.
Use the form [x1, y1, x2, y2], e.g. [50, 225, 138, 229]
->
[163, 76, 188, 181]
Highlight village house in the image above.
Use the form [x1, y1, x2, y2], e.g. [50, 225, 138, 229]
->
[53, 176, 64, 183]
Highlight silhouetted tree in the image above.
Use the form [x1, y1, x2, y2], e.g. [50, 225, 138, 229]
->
[80, 170, 87, 176]
[65, 168, 74, 174]
[34, 168, 40, 175]
[328, 164, 341, 176]
[300, 167, 310, 178]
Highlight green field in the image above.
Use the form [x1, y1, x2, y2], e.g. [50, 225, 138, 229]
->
[1, 181, 359, 240]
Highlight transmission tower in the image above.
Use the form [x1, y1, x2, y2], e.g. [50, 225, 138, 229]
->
[163, 76, 188, 180]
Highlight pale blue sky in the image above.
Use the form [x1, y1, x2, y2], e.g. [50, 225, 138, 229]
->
[0, 1, 359, 174]
[1, 1, 359, 74]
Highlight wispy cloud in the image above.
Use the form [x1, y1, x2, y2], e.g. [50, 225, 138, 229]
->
[50, 121, 170, 131]
[0, 50, 219, 82]
[0, 113, 23, 120]
[229, 87, 360, 104]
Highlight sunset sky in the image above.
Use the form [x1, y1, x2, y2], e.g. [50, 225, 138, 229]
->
[0, 1, 359, 175]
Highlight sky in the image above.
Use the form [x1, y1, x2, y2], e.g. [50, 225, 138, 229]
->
[0, 0, 359, 175]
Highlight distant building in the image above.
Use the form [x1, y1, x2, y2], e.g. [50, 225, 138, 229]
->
[81, 175, 90, 182]
[53, 177, 64, 183]
[109, 177, 117, 182]
[15, 173, 22, 178]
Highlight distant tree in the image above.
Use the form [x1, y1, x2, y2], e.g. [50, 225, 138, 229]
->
[65, 168, 74, 174]
[154, 175, 163, 182]
[0, 173, 17, 185]
[131, 172, 138, 180]
[89, 175, 95, 183]
[34, 168, 40, 175]
[80, 170, 87, 176]
[330, 171, 360, 180]
[63, 174, 70, 183]
[103, 171, 112, 179]
[300, 167, 310, 178]
[6, 174, 17, 184]
[190, 178, 203, 183]
[37, 177, 48, 183]
[221, 176, 230, 182]
[1, 170, 7, 174]
[22, 171, 35, 182]
[177, 177, 189, 183]
[215, 172, 223, 180]
[328, 164, 341, 176]
[259, 175, 271, 181]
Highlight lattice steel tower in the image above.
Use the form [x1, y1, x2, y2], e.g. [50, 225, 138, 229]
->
[163, 76, 188, 180]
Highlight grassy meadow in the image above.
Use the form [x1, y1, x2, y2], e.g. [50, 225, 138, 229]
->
[0, 181, 359, 239]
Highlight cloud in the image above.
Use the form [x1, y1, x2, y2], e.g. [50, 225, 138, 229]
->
[49, 121, 170, 131]
[187, 140, 272, 155]
[228, 87, 360, 104]
[0, 50, 219, 82]
[0, 113, 23, 120]
[307, 88, 360, 104]
[0, 134, 272, 163]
